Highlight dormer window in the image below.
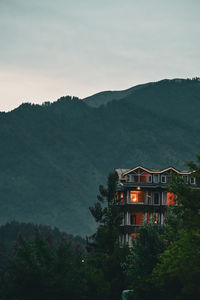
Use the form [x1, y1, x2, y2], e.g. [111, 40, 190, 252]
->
[161, 175, 167, 183]
[190, 177, 196, 185]
[153, 174, 159, 183]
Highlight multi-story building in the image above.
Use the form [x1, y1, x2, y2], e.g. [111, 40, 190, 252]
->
[115, 166, 196, 247]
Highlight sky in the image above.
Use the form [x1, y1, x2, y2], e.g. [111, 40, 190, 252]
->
[0, 0, 200, 111]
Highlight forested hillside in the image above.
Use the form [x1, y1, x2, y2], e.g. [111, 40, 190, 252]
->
[0, 78, 200, 236]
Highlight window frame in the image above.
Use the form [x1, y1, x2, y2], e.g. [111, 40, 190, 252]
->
[190, 177, 196, 185]
[161, 175, 167, 184]
[153, 192, 160, 205]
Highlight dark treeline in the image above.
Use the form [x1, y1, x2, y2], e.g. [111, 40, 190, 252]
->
[0, 79, 200, 236]
[0, 221, 86, 261]
[0, 156, 200, 299]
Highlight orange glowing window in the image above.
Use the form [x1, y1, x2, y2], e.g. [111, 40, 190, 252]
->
[167, 192, 175, 205]
[131, 233, 137, 239]
[130, 191, 145, 203]
[154, 213, 159, 224]
[120, 192, 124, 204]
[130, 212, 144, 225]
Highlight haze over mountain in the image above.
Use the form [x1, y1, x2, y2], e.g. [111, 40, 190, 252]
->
[0, 78, 200, 236]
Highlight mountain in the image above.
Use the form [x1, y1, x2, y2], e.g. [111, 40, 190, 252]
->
[0, 78, 200, 236]
[83, 82, 150, 107]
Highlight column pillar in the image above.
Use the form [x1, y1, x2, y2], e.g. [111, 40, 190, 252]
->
[126, 211, 129, 225]
[161, 213, 164, 225]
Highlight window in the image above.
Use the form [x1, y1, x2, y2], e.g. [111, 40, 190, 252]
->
[154, 193, 160, 205]
[148, 175, 152, 183]
[190, 177, 196, 184]
[130, 214, 136, 225]
[182, 175, 188, 183]
[120, 192, 123, 204]
[153, 213, 160, 224]
[133, 174, 139, 182]
[130, 191, 145, 203]
[153, 174, 159, 183]
[161, 175, 166, 183]
[167, 192, 175, 205]
[130, 212, 144, 225]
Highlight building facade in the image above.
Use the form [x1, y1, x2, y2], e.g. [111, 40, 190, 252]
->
[115, 166, 196, 247]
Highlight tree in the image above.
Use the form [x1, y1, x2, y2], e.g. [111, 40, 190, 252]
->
[89, 172, 123, 255]
[1, 231, 87, 300]
[152, 229, 200, 300]
[150, 157, 200, 299]
[88, 172, 129, 300]
[124, 221, 168, 299]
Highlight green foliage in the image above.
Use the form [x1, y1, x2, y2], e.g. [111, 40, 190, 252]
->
[124, 221, 167, 298]
[148, 157, 200, 299]
[1, 232, 87, 300]
[89, 172, 122, 255]
[152, 230, 200, 299]
[0, 221, 86, 260]
[124, 156, 200, 299]
[87, 172, 129, 299]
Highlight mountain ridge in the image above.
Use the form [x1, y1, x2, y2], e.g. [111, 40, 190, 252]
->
[0, 78, 200, 236]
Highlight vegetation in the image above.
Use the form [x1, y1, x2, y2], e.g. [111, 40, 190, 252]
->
[0, 221, 86, 260]
[0, 173, 128, 300]
[124, 156, 200, 300]
[0, 156, 200, 299]
[0, 79, 200, 235]
[1, 233, 87, 300]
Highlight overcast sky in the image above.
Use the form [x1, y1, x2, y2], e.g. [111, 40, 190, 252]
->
[0, 0, 200, 111]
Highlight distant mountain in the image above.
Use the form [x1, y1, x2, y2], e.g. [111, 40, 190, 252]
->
[83, 82, 150, 107]
[0, 78, 200, 236]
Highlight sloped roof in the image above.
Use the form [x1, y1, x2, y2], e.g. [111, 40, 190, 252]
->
[121, 165, 193, 176]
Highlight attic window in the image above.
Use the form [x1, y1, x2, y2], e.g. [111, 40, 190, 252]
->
[153, 174, 159, 183]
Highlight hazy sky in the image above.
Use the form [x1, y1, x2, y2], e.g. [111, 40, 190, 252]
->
[0, 0, 200, 111]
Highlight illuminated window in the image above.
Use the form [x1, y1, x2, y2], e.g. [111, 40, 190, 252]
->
[154, 213, 160, 224]
[130, 191, 145, 203]
[120, 192, 124, 204]
[130, 212, 144, 225]
[167, 192, 175, 205]
[131, 233, 137, 238]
